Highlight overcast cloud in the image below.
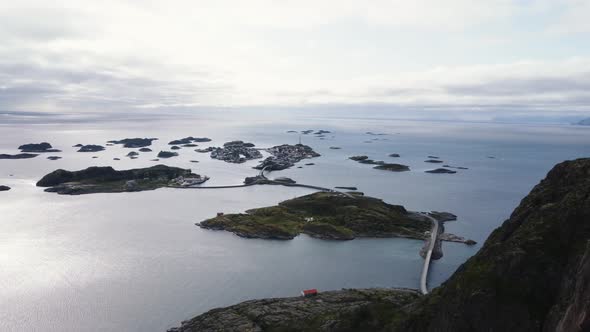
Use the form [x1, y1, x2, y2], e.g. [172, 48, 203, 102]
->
[1, 0, 590, 116]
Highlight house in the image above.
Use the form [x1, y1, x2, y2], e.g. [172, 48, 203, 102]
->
[301, 289, 318, 297]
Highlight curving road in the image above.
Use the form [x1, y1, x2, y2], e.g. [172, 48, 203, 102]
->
[173, 165, 354, 197]
[419, 213, 439, 295]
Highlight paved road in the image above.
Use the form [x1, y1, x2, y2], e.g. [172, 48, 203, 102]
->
[175, 165, 355, 198]
[419, 213, 439, 295]
[260, 166, 355, 197]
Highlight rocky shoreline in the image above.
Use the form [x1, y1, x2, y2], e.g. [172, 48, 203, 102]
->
[77, 144, 105, 152]
[37, 165, 207, 195]
[254, 144, 320, 170]
[107, 138, 158, 148]
[210, 141, 262, 163]
[419, 212, 476, 260]
[18, 142, 61, 152]
[0, 153, 38, 159]
[168, 288, 421, 332]
[198, 192, 438, 241]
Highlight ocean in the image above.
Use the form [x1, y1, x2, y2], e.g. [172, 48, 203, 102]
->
[1, 110, 589, 331]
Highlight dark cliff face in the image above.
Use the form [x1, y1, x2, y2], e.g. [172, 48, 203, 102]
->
[399, 158, 590, 331]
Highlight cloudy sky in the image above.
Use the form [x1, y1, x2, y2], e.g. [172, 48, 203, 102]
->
[1, 0, 590, 116]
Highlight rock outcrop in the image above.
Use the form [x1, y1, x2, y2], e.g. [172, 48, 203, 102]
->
[37, 165, 198, 195]
[399, 157, 590, 331]
[425, 168, 456, 174]
[0, 153, 38, 159]
[158, 151, 179, 158]
[169, 289, 421, 332]
[211, 141, 262, 164]
[168, 137, 211, 145]
[18, 142, 61, 152]
[107, 138, 157, 148]
[254, 144, 320, 170]
[374, 163, 410, 172]
[77, 145, 105, 152]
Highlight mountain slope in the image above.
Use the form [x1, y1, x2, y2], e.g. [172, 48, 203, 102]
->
[398, 158, 590, 331]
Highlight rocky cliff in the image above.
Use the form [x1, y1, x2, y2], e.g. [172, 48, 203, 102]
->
[168, 158, 590, 332]
[398, 157, 590, 331]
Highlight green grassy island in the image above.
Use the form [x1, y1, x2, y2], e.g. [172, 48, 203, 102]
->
[197, 192, 432, 240]
[37, 165, 208, 195]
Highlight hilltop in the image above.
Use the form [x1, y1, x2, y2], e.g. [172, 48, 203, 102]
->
[197, 192, 432, 240]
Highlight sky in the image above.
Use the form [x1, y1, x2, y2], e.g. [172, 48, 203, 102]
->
[1, 0, 590, 118]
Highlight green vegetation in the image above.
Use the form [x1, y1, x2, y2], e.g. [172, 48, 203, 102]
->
[37, 165, 195, 195]
[393, 157, 590, 331]
[172, 288, 421, 332]
[198, 192, 430, 240]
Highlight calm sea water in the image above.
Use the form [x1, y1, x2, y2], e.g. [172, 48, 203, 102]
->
[1, 110, 589, 331]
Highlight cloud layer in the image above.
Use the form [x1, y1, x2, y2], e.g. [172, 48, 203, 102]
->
[1, 0, 589, 115]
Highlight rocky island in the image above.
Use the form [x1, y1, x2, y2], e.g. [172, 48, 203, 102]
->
[210, 141, 262, 163]
[170, 158, 590, 332]
[37, 165, 207, 195]
[443, 164, 469, 170]
[349, 155, 370, 161]
[425, 168, 457, 174]
[0, 153, 38, 159]
[168, 288, 421, 332]
[158, 151, 179, 158]
[349, 156, 410, 171]
[169, 137, 211, 145]
[18, 142, 61, 152]
[77, 145, 105, 152]
[254, 144, 320, 170]
[107, 138, 158, 148]
[349, 156, 385, 165]
[197, 192, 434, 240]
[195, 147, 214, 153]
[374, 163, 411, 172]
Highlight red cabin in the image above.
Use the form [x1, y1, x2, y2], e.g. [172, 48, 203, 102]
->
[301, 289, 318, 297]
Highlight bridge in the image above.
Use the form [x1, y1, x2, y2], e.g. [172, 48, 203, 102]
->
[419, 213, 439, 295]
[173, 165, 354, 197]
